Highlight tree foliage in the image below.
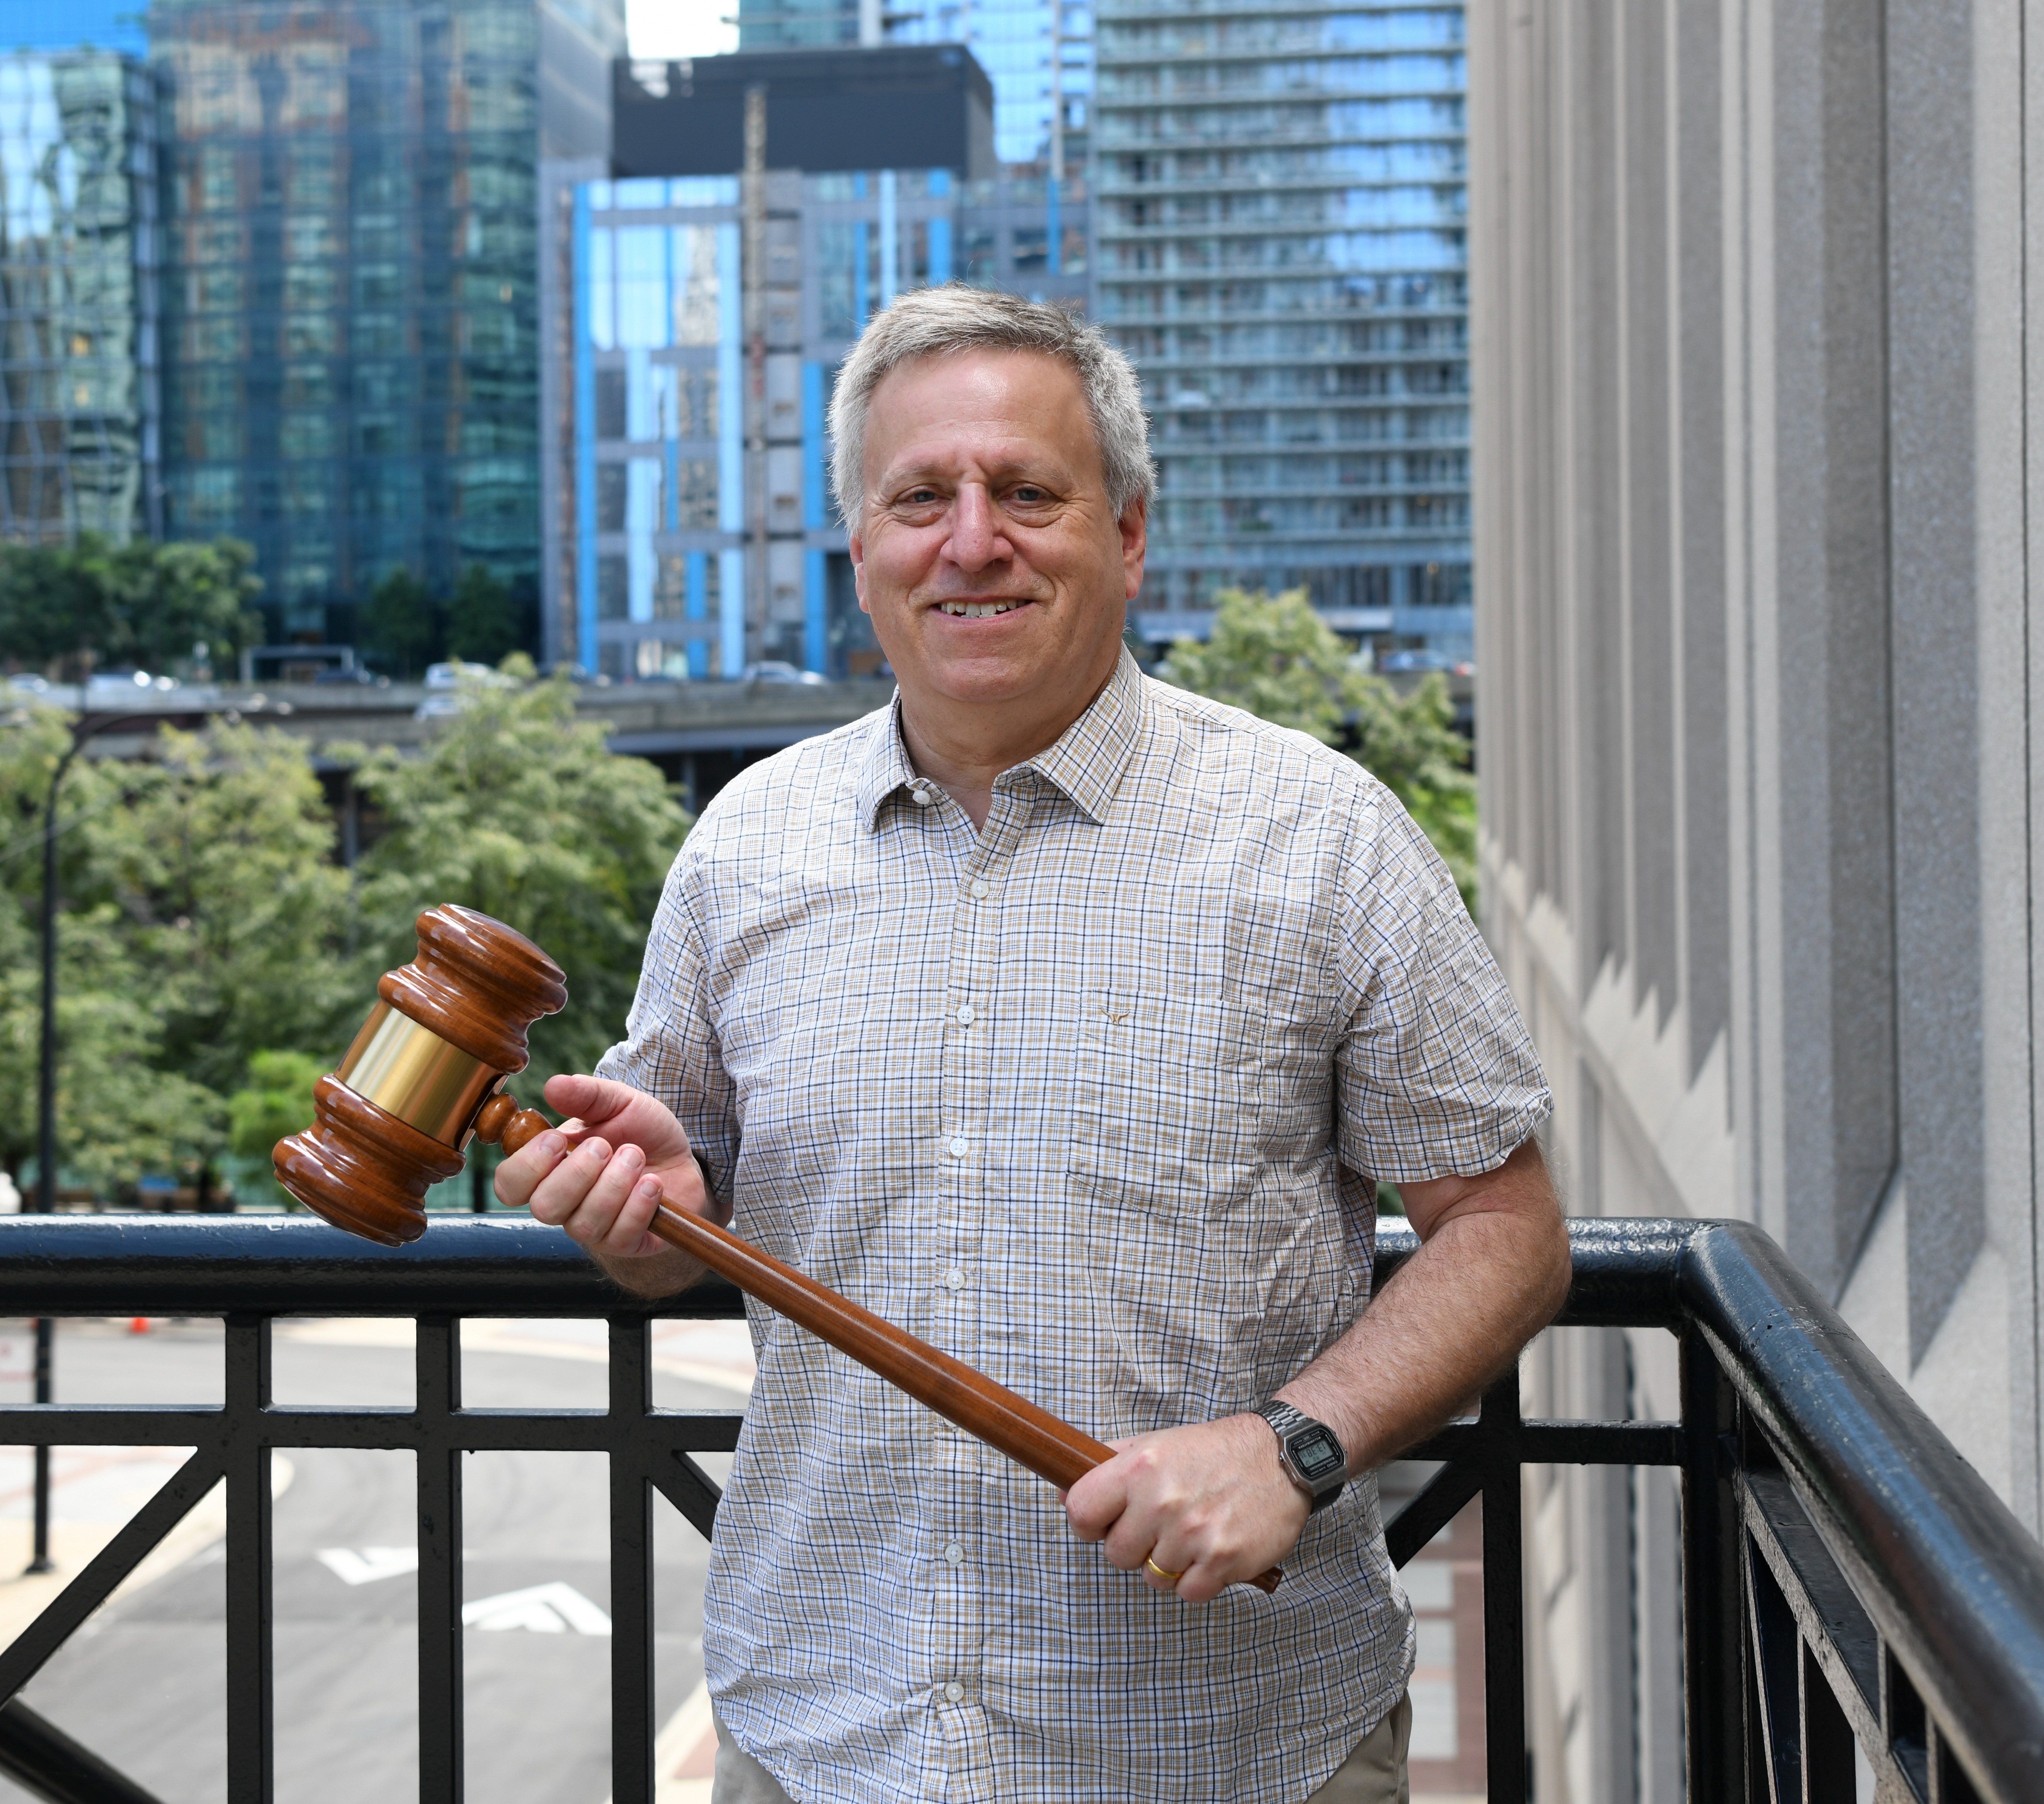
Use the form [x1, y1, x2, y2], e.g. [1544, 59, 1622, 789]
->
[0, 669, 688, 1200]
[1159, 587, 1479, 908]
[345, 665, 692, 1104]
[358, 563, 537, 678]
[227, 1051, 323, 1159]
[0, 711, 224, 1190]
[0, 535, 263, 678]
[71, 721, 355, 1096]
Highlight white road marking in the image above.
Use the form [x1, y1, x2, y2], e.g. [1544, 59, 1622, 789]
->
[461, 1580, 613, 1635]
[316, 1546, 419, 1586]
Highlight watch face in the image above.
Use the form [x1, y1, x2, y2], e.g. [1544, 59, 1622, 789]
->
[1290, 1427, 1345, 1482]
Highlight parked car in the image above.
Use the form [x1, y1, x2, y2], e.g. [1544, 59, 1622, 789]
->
[741, 661, 828, 686]
[423, 660, 507, 689]
[1377, 649, 1474, 677]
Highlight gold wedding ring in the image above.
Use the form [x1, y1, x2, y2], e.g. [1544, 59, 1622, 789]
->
[1144, 1555, 1183, 1584]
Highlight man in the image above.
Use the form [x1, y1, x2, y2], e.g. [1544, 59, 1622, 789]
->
[497, 288, 1566, 1803]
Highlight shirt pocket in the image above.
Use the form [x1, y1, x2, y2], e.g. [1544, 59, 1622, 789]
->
[1067, 986, 1262, 1218]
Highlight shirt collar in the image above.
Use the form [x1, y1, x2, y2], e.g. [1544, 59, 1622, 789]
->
[854, 648, 1150, 831]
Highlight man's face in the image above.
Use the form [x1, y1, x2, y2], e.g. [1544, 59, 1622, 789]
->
[849, 348, 1145, 718]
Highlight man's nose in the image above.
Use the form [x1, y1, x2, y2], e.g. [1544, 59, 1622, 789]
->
[944, 485, 1009, 571]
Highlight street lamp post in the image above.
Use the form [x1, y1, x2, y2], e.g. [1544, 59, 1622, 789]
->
[21, 702, 257, 1575]
[26, 715, 122, 1574]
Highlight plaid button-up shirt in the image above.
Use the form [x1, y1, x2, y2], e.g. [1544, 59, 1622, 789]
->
[598, 651, 1550, 1803]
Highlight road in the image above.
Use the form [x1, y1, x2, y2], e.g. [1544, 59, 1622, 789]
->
[0, 1316, 752, 1804]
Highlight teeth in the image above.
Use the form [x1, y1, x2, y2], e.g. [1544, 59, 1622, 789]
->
[939, 601, 1023, 617]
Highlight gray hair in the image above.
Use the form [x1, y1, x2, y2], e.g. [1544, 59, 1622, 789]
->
[827, 285, 1156, 527]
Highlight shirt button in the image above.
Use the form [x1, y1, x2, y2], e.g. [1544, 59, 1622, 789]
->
[947, 1135, 969, 1158]
[955, 1004, 976, 1025]
[911, 786, 935, 806]
[944, 1541, 966, 1565]
[944, 1681, 965, 1703]
[943, 1266, 966, 1289]
[968, 879, 990, 899]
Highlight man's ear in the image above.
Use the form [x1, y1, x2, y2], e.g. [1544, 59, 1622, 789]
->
[849, 529, 871, 616]
[1118, 495, 1149, 602]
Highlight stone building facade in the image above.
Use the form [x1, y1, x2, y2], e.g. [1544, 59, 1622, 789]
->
[1469, 2, 2044, 1797]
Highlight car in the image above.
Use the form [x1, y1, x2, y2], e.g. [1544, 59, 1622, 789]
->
[422, 660, 509, 689]
[314, 664, 384, 686]
[741, 661, 828, 686]
[84, 670, 179, 701]
[1377, 649, 1475, 677]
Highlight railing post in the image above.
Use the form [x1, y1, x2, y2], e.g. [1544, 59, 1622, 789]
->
[609, 1319, 656, 1804]
[25, 1319, 51, 1575]
[1480, 1366, 1527, 1803]
[1681, 1325, 1744, 1804]
[417, 1316, 464, 1803]
[223, 1314, 273, 1804]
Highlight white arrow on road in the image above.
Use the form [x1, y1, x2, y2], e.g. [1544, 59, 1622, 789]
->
[461, 1581, 613, 1636]
[317, 1547, 419, 1586]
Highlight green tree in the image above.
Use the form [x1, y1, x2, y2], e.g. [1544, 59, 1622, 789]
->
[118, 538, 265, 676]
[73, 719, 354, 1098]
[0, 535, 262, 679]
[0, 708, 226, 1192]
[357, 566, 444, 679]
[444, 565, 535, 667]
[1159, 588, 1479, 908]
[346, 666, 692, 1101]
[227, 1049, 323, 1157]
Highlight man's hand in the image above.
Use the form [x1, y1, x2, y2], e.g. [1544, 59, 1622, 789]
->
[1062, 1137, 1567, 1600]
[493, 1074, 726, 1297]
[1063, 1415, 1307, 1605]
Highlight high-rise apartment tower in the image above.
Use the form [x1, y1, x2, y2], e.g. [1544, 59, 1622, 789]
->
[1094, 3, 1472, 653]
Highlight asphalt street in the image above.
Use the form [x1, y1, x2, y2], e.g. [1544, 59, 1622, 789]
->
[0, 1316, 747, 1804]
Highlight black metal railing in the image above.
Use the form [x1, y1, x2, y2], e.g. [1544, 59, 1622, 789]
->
[0, 1214, 2038, 1804]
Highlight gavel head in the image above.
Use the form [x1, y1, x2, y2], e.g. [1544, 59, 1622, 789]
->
[274, 905, 567, 1245]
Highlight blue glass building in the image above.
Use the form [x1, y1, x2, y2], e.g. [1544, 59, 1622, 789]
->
[0, 45, 160, 544]
[544, 155, 1085, 678]
[1094, 2, 1472, 656]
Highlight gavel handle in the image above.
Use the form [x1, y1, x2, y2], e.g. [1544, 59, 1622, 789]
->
[476, 1093, 1282, 1593]
[637, 1197, 1284, 1596]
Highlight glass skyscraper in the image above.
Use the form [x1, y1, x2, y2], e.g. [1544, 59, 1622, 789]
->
[0, 47, 161, 544]
[148, 0, 623, 642]
[1094, 2, 1472, 653]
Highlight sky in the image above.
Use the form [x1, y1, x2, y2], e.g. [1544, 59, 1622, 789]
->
[627, 0, 738, 60]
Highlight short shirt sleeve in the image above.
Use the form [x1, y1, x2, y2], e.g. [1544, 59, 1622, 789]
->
[593, 843, 740, 1204]
[1333, 785, 1551, 1184]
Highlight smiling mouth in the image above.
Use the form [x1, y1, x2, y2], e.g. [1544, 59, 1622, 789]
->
[937, 600, 1029, 618]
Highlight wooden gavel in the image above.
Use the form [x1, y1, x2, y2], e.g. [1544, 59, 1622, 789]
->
[277, 905, 1281, 1593]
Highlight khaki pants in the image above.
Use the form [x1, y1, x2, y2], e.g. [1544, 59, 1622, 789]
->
[710, 1693, 1412, 1803]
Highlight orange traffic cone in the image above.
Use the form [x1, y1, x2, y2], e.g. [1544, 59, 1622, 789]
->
[128, 1317, 149, 1334]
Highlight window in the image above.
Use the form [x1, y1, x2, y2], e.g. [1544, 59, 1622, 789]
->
[597, 462, 627, 532]
[596, 368, 627, 441]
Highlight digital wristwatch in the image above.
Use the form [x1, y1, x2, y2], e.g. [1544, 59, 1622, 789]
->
[1254, 1399, 1349, 1515]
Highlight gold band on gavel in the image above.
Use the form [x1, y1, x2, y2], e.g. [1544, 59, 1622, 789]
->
[334, 1002, 500, 1148]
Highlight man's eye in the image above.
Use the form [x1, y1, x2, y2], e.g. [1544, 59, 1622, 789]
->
[1010, 486, 1048, 504]
[901, 489, 941, 506]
